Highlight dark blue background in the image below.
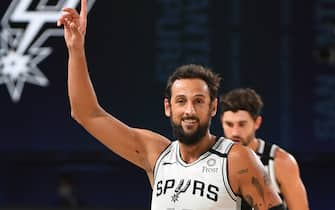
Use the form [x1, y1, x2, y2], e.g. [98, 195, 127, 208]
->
[0, 0, 334, 209]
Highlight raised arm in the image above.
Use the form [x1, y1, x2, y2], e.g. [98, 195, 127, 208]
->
[228, 144, 283, 210]
[275, 149, 309, 210]
[57, 0, 170, 178]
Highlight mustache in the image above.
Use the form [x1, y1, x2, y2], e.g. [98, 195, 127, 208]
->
[181, 116, 199, 121]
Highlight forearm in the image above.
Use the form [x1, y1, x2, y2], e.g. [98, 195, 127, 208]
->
[67, 47, 101, 119]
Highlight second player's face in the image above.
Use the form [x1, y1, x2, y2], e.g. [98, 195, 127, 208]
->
[165, 78, 216, 145]
[221, 110, 260, 146]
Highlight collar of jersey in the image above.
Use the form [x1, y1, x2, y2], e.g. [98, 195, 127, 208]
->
[176, 137, 224, 167]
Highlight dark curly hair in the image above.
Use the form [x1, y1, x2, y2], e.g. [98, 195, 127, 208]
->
[219, 88, 263, 120]
[165, 64, 221, 103]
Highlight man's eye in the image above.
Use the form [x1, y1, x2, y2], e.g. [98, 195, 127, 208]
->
[226, 123, 233, 127]
[176, 100, 185, 104]
[239, 123, 246, 127]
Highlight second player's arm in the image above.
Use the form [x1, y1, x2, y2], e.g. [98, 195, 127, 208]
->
[275, 149, 310, 210]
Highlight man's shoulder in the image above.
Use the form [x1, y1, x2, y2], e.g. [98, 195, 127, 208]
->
[274, 146, 299, 168]
[228, 143, 256, 161]
[259, 139, 294, 161]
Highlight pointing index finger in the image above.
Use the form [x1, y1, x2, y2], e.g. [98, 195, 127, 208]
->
[80, 0, 87, 18]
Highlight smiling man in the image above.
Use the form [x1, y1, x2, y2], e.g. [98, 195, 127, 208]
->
[57, 0, 285, 209]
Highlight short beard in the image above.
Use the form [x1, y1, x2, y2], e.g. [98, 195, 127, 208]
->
[242, 135, 254, 146]
[170, 118, 211, 146]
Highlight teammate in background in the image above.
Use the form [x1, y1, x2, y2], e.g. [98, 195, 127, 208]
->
[219, 88, 309, 210]
[57, 1, 284, 209]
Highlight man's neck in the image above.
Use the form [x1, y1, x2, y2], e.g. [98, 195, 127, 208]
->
[249, 138, 260, 152]
[179, 134, 216, 164]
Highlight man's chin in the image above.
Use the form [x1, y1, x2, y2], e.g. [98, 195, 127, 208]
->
[181, 125, 198, 134]
[182, 123, 198, 130]
[181, 132, 197, 139]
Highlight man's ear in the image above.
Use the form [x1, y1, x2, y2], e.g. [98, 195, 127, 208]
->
[211, 98, 218, 117]
[164, 98, 171, 117]
[255, 116, 262, 130]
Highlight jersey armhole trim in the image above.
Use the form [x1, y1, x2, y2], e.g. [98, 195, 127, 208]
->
[152, 142, 173, 181]
[222, 142, 238, 201]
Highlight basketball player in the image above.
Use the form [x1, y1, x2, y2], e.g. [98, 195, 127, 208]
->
[219, 88, 309, 210]
[57, 1, 285, 209]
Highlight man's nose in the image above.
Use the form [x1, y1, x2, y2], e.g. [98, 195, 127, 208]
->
[185, 102, 196, 115]
[231, 126, 240, 136]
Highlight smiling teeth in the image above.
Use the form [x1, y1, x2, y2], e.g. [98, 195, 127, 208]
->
[184, 119, 196, 123]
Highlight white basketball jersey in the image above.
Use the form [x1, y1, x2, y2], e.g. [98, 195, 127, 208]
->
[256, 139, 280, 193]
[256, 139, 287, 209]
[151, 137, 242, 210]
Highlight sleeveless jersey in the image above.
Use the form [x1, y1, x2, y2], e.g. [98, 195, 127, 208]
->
[241, 139, 287, 210]
[151, 137, 243, 210]
[256, 139, 281, 193]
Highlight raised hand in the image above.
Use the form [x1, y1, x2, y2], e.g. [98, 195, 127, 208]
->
[57, 0, 87, 49]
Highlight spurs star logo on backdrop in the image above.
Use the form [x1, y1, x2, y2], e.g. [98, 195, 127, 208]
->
[0, 0, 95, 102]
